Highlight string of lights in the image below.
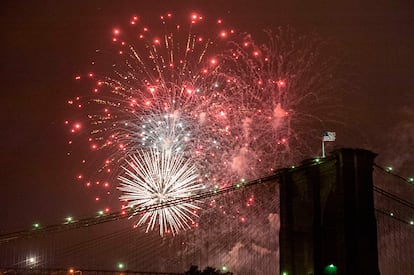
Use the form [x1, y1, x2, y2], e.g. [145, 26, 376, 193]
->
[372, 163, 414, 227]
[374, 163, 414, 185]
[2, 162, 412, 243]
[375, 208, 414, 226]
[0, 174, 281, 243]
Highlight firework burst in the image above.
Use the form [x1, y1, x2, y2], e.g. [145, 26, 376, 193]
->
[67, 12, 343, 235]
[118, 149, 203, 236]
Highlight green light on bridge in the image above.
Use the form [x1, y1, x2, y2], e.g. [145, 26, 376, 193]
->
[324, 264, 338, 274]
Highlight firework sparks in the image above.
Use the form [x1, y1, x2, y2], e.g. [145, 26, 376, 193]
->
[67, 12, 343, 235]
[118, 149, 202, 236]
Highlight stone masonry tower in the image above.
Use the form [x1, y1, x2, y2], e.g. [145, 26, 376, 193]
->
[279, 148, 380, 275]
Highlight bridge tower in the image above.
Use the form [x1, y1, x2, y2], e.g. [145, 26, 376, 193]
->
[279, 148, 380, 275]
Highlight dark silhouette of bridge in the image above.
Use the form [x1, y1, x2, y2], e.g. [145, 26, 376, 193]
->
[279, 148, 380, 274]
[1, 148, 413, 274]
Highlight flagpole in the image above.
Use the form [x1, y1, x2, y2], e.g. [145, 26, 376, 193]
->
[322, 131, 335, 158]
[322, 140, 325, 158]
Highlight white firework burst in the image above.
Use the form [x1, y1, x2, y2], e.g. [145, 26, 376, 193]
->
[120, 110, 193, 154]
[118, 148, 203, 236]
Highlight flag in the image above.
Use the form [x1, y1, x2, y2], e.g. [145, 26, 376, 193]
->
[323, 131, 336, 142]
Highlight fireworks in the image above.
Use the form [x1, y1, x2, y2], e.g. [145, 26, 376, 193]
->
[118, 149, 202, 236]
[67, 12, 342, 235]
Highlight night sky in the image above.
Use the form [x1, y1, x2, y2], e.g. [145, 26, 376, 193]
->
[1, 0, 413, 234]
